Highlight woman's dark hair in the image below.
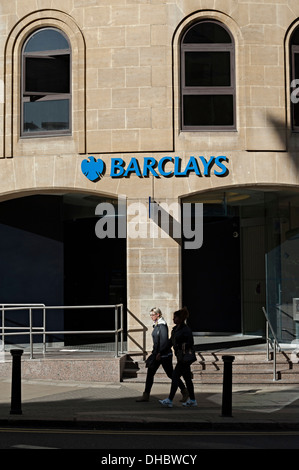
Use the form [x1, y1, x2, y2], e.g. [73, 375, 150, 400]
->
[173, 306, 189, 322]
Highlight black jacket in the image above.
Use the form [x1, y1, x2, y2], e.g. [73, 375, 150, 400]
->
[170, 323, 194, 356]
[151, 318, 172, 357]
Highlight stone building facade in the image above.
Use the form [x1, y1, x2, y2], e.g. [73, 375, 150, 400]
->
[1, 0, 299, 352]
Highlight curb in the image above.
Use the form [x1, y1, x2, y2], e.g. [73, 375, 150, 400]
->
[1, 418, 299, 432]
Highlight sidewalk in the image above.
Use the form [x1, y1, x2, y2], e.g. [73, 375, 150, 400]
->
[1, 377, 299, 430]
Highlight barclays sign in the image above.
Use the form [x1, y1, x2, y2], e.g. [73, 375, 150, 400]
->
[81, 155, 229, 182]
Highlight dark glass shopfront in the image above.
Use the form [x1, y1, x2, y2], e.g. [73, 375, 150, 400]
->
[182, 188, 299, 344]
[0, 193, 126, 346]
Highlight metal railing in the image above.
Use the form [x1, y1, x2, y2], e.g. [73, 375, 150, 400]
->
[1, 304, 46, 353]
[0, 303, 124, 359]
[262, 306, 281, 381]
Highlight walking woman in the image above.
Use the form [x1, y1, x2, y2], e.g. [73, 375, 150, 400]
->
[136, 307, 188, 402]
[159, 307, 197, 408]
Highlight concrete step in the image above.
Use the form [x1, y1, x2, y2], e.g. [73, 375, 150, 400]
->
[131, 359, 296, 371]
[123, 369, 299, 384]
[122, 350, 299, 384]
[193, 335, 265, 351]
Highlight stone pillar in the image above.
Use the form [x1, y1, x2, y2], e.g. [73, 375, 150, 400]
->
[126, 196, 181, 353]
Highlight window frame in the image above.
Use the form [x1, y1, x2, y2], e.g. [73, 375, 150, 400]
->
[180, 20, 236, 132]
[291, 41, 299, 132]
[21, 27, 72, 138]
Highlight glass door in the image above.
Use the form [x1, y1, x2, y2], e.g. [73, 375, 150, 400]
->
[265, 192, 299, 343]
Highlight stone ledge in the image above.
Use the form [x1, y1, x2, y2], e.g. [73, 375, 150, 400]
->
[0, 354, 127, 383]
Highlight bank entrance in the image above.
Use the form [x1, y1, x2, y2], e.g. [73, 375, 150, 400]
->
[0, 193, 126, 346]
[182, 188, 299, 344]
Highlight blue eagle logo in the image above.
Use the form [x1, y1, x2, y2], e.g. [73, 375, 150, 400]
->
[81, 156, 105, 182]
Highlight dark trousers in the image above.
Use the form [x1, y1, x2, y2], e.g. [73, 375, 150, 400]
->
[169, 361, 195, 401]
[145, 356, 186, 394]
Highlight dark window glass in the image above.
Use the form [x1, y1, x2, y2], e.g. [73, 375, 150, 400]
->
[295, 53, 299, 82]
[185, 51, 231, 87]
[294, 103, 299, 128]
[22, 28, 71, 136]
[291, 29, 299, 46]
[181, 21, 235, 130]
[25, 56, 70, 94]
[24, 29, 69, 52]
[291, 28, 299, 130]
[183, 95, 234, 127]
[183, 21, 232, 44]
[292, 52, 299, 128]
[24, 99, 69, 132]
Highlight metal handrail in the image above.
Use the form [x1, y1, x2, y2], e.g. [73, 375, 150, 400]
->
[1, 304, 124, 359]
[262, 306, 281, 381]
[1, 304, 46, 353]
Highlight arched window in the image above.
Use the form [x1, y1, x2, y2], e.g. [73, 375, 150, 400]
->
[290, 27, 299, 131]
[21, 27, 71, 136]
[181, 20, 235, 130]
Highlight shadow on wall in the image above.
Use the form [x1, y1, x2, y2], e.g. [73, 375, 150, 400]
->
[127, 309, 148, 359]
[267, 115, 288, 152]
[266, 112, 299, 159]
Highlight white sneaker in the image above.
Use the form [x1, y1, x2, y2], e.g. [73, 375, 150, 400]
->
[182, 399, 197, 407]
[159, 398, 173, 408]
